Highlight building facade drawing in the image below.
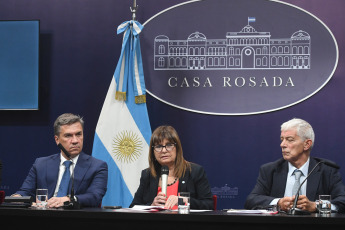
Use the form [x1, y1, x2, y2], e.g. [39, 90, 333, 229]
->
[211, 184, 239, 198]
[154, 21, 311, 70]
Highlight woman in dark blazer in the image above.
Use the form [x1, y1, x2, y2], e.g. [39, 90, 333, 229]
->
[130, 125, 213, 210]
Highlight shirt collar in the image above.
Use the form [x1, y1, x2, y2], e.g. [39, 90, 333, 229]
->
[288, 157, 310, 177]
[59, 153, 79, 166]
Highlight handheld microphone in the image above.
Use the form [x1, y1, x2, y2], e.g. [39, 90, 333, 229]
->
[57, 143, 80, 209]
[161, 166, 169, 196]
[288, 160, 339, 215]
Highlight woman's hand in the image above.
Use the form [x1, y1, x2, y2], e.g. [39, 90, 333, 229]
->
[165, 195, 178, 209]
[151, 192, 167, 206]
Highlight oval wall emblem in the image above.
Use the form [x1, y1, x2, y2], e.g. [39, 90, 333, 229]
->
[141, 0, 338, 115]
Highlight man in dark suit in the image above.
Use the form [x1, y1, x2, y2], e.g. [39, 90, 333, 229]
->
[14, 113, 108, 208]
[245, 118, 345, 213]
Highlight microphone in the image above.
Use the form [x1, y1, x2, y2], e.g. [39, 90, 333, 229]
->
[314, 157, 339, 169]
[57, 143, 80, 209]
[288, 160, 339, 215]
[161, 166, 169, 196]
[58, 143, 71, 159]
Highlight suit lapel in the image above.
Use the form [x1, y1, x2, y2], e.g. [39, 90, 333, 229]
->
[306, 157, 320, 200]
[178, 170, 189, 193]
[149, 174, 159, 202]
[272, 160, 288, 197]
[47, 154, 60, 198]
[72, 152, 90, 193]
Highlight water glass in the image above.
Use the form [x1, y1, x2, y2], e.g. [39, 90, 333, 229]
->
[178, 192, 190, 214]
[319, 195, 331, 215]
[36, 189, 48, 209]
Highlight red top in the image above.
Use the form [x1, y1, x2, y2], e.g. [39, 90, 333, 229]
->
[158, 179, 179, 210]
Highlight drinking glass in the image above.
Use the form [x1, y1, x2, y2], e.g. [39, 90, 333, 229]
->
[36, 189, 48, 209]
[178, 192, 190, 214]
[319, 195, 331, 215]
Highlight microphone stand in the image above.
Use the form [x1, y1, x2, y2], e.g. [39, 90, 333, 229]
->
[288, 161, 322, 215]
[57, 143, 80, 210]
[63, 161, 80, 210]
[130, 0, 138, 21]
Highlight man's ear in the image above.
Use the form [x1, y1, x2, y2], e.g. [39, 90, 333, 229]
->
[54, 135, 59, 145]
[304, 139, 312, 151]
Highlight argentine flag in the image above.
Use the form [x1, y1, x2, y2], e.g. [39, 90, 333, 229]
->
[248, 17, 256, 24]
[92, 20, 151, 207]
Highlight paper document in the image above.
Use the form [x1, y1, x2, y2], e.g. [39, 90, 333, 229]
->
[131, 205, 166, 212]
[116, 206, 213, 213]
[227, 209, 278, 214]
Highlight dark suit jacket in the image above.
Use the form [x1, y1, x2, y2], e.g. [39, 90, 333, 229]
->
[129, 163, 213, 210]
[245, 157, 345, 212]
[16, 152, 108, 207]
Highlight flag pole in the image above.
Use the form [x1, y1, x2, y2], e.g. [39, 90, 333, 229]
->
[130, 0, 138, 21]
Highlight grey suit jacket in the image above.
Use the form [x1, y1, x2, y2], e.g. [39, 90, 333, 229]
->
[245, 157, 345, 212]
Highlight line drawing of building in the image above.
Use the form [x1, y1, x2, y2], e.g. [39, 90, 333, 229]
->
[211, 184, 239, 196]
[154, 19, 311, 70]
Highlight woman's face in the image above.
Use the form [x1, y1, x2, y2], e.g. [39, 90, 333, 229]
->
[153, 138, 176, 168]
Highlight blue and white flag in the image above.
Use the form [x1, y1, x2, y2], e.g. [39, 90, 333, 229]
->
[92, 20, 151, 207]
[114, 20, 146, 104]
[248, 17, 256, 24]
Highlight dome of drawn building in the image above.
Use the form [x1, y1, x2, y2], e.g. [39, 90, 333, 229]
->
[291, 30, 310, 40]
[240, 25, 257, 33]
[155, 35, 169, 40]
[187, 32, 207, 40]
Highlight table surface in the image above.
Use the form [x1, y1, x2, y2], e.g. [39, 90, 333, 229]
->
[1, 207, 345, 229]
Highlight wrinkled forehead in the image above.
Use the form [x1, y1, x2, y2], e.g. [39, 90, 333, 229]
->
[281, 128, 298, 137]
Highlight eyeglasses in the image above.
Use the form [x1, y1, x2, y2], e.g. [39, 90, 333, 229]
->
[153, 143, 176, 152]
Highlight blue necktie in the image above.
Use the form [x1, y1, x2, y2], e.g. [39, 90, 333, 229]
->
[57, 161, 72, 197]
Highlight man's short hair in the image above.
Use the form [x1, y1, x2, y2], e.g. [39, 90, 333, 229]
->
[281, 118, 314, 149]
[54, 113, 84, 136]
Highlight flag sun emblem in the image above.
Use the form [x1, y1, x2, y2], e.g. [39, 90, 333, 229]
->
[112, 130, 143, 163]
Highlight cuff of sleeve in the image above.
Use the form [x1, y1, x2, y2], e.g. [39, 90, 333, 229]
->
[270, 198, 280, 206]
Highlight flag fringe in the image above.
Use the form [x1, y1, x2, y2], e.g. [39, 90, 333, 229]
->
[135, 95, 146, 104]
[115, 91, 127, 101]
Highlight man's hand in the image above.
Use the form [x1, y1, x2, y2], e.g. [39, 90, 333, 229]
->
[278, 196, 295, 212]
[278, 195, 317, 213]
[47, 196, 70, 208]
[295, 195, 317, 212]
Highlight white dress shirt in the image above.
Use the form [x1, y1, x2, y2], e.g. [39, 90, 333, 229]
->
[284, 158, 309, 197]
[270, 158, 309, 205]
[53, 154, 79, 197]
